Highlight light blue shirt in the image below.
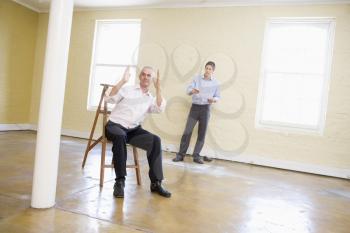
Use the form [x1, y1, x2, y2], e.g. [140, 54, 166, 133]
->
[187, 75, 220, 105]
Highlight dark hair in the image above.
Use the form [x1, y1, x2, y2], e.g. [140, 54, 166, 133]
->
[205, 61, 215, 70]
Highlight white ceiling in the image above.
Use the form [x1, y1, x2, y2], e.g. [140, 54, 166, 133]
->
[13, 0, 350, 12]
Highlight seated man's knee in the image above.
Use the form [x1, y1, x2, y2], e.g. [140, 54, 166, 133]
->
[116, 132, 127, 142]
[107, 131, 126, 143]
[153, 134, 161, 146]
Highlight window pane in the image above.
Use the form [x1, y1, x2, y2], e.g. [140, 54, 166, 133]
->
[95, 21, 141, 65]
[266, 23, 329, 74]
[261, 73, 323, 127]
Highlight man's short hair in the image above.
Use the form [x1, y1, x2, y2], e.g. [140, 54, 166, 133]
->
[140, 66, 155, 78]
[141, 66, 154, 71]
[205, 61, 215, 70]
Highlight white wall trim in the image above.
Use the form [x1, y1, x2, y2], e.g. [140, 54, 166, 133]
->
[1, 124, 349, 179]
[11, 0, 350, 13]
[161, 143, 350, 179]
[75, 1, 350, 12]
[0, 124, 33, 131]
[61, 128, 91, 139]
[12, 0, 43, 13]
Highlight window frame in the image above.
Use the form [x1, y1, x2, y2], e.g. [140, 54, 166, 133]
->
[255, 17, 336, 135]
[87, 19, 142, 111]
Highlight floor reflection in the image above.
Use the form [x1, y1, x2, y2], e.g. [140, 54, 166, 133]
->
[243, 195, 312, 233]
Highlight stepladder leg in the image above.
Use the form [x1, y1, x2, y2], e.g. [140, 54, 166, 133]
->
[82, 87, 107, 168]
[82, 147, 90, 168]
[82, 136, 102, 168]
[133, 146, 141, 185]
[100, 137, 107, 187]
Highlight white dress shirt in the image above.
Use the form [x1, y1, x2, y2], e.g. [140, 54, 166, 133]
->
[105, 85, 166, 128]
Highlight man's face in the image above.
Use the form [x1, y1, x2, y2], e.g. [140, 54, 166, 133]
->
[139, 67, 154, 88]
[204, 65, 214, 77]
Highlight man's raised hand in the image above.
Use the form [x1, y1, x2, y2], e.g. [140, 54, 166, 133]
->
[153, 70, 161, 90]
[122, 66, 131, 83]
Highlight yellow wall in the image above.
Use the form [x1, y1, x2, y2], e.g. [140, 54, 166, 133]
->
[0, 0, 38, 123]
[29, 5, 350, 172]
[29, 13, 47, 125]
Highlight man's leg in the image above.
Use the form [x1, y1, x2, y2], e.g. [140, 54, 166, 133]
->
[105, 121, 127, 197]
[128, 127, 163, 182]
[173, 106, 199, 162]
[128, 127, 171, 198]
[193, 106, 210, 163]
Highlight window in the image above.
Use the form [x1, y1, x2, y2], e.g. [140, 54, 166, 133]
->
[256, 18, 335, 134]
[87, 19, 141, 110]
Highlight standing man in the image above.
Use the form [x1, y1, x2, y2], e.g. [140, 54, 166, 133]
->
[173, 61, 220, 164]
[105, 66, 171, 198]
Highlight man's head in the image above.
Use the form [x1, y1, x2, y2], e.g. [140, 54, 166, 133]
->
[204, 61, 215, 78]
[139, 66, 155, 89]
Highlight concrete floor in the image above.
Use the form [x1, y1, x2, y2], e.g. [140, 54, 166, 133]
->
[0, 131, 350, 233]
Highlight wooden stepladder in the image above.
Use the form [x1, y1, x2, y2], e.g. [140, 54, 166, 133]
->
[82, 84, 141, 187]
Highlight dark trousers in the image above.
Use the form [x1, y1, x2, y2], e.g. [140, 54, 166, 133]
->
[178, 104, 211, 157]
[105, 121, 164, 182]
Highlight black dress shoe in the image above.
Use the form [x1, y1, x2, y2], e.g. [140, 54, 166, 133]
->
[172, 154, 184, 162]
[150, 181, 171, 198]
[203, 156, 213, 162]
[113, 179, 125, 198]
[193, 156, 204, 164]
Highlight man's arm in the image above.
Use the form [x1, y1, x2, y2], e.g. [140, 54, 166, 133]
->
[154, 70, 163, 107]
[148, 70, 166, 113]
[208, 83, 221, 104]
[108, 66, 130, 97]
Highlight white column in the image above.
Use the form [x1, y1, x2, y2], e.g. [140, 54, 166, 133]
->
[31, 0, 74, 208]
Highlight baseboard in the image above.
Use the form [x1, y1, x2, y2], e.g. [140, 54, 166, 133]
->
[2, 123, 349, 179]
[162, 143, 350, 179]
[0, 124, 33, 131]
[0, 124, 93, 139]
[61, 128, 91, 139]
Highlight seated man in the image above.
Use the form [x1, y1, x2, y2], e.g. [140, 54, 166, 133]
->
[105, 66, 171, 198]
